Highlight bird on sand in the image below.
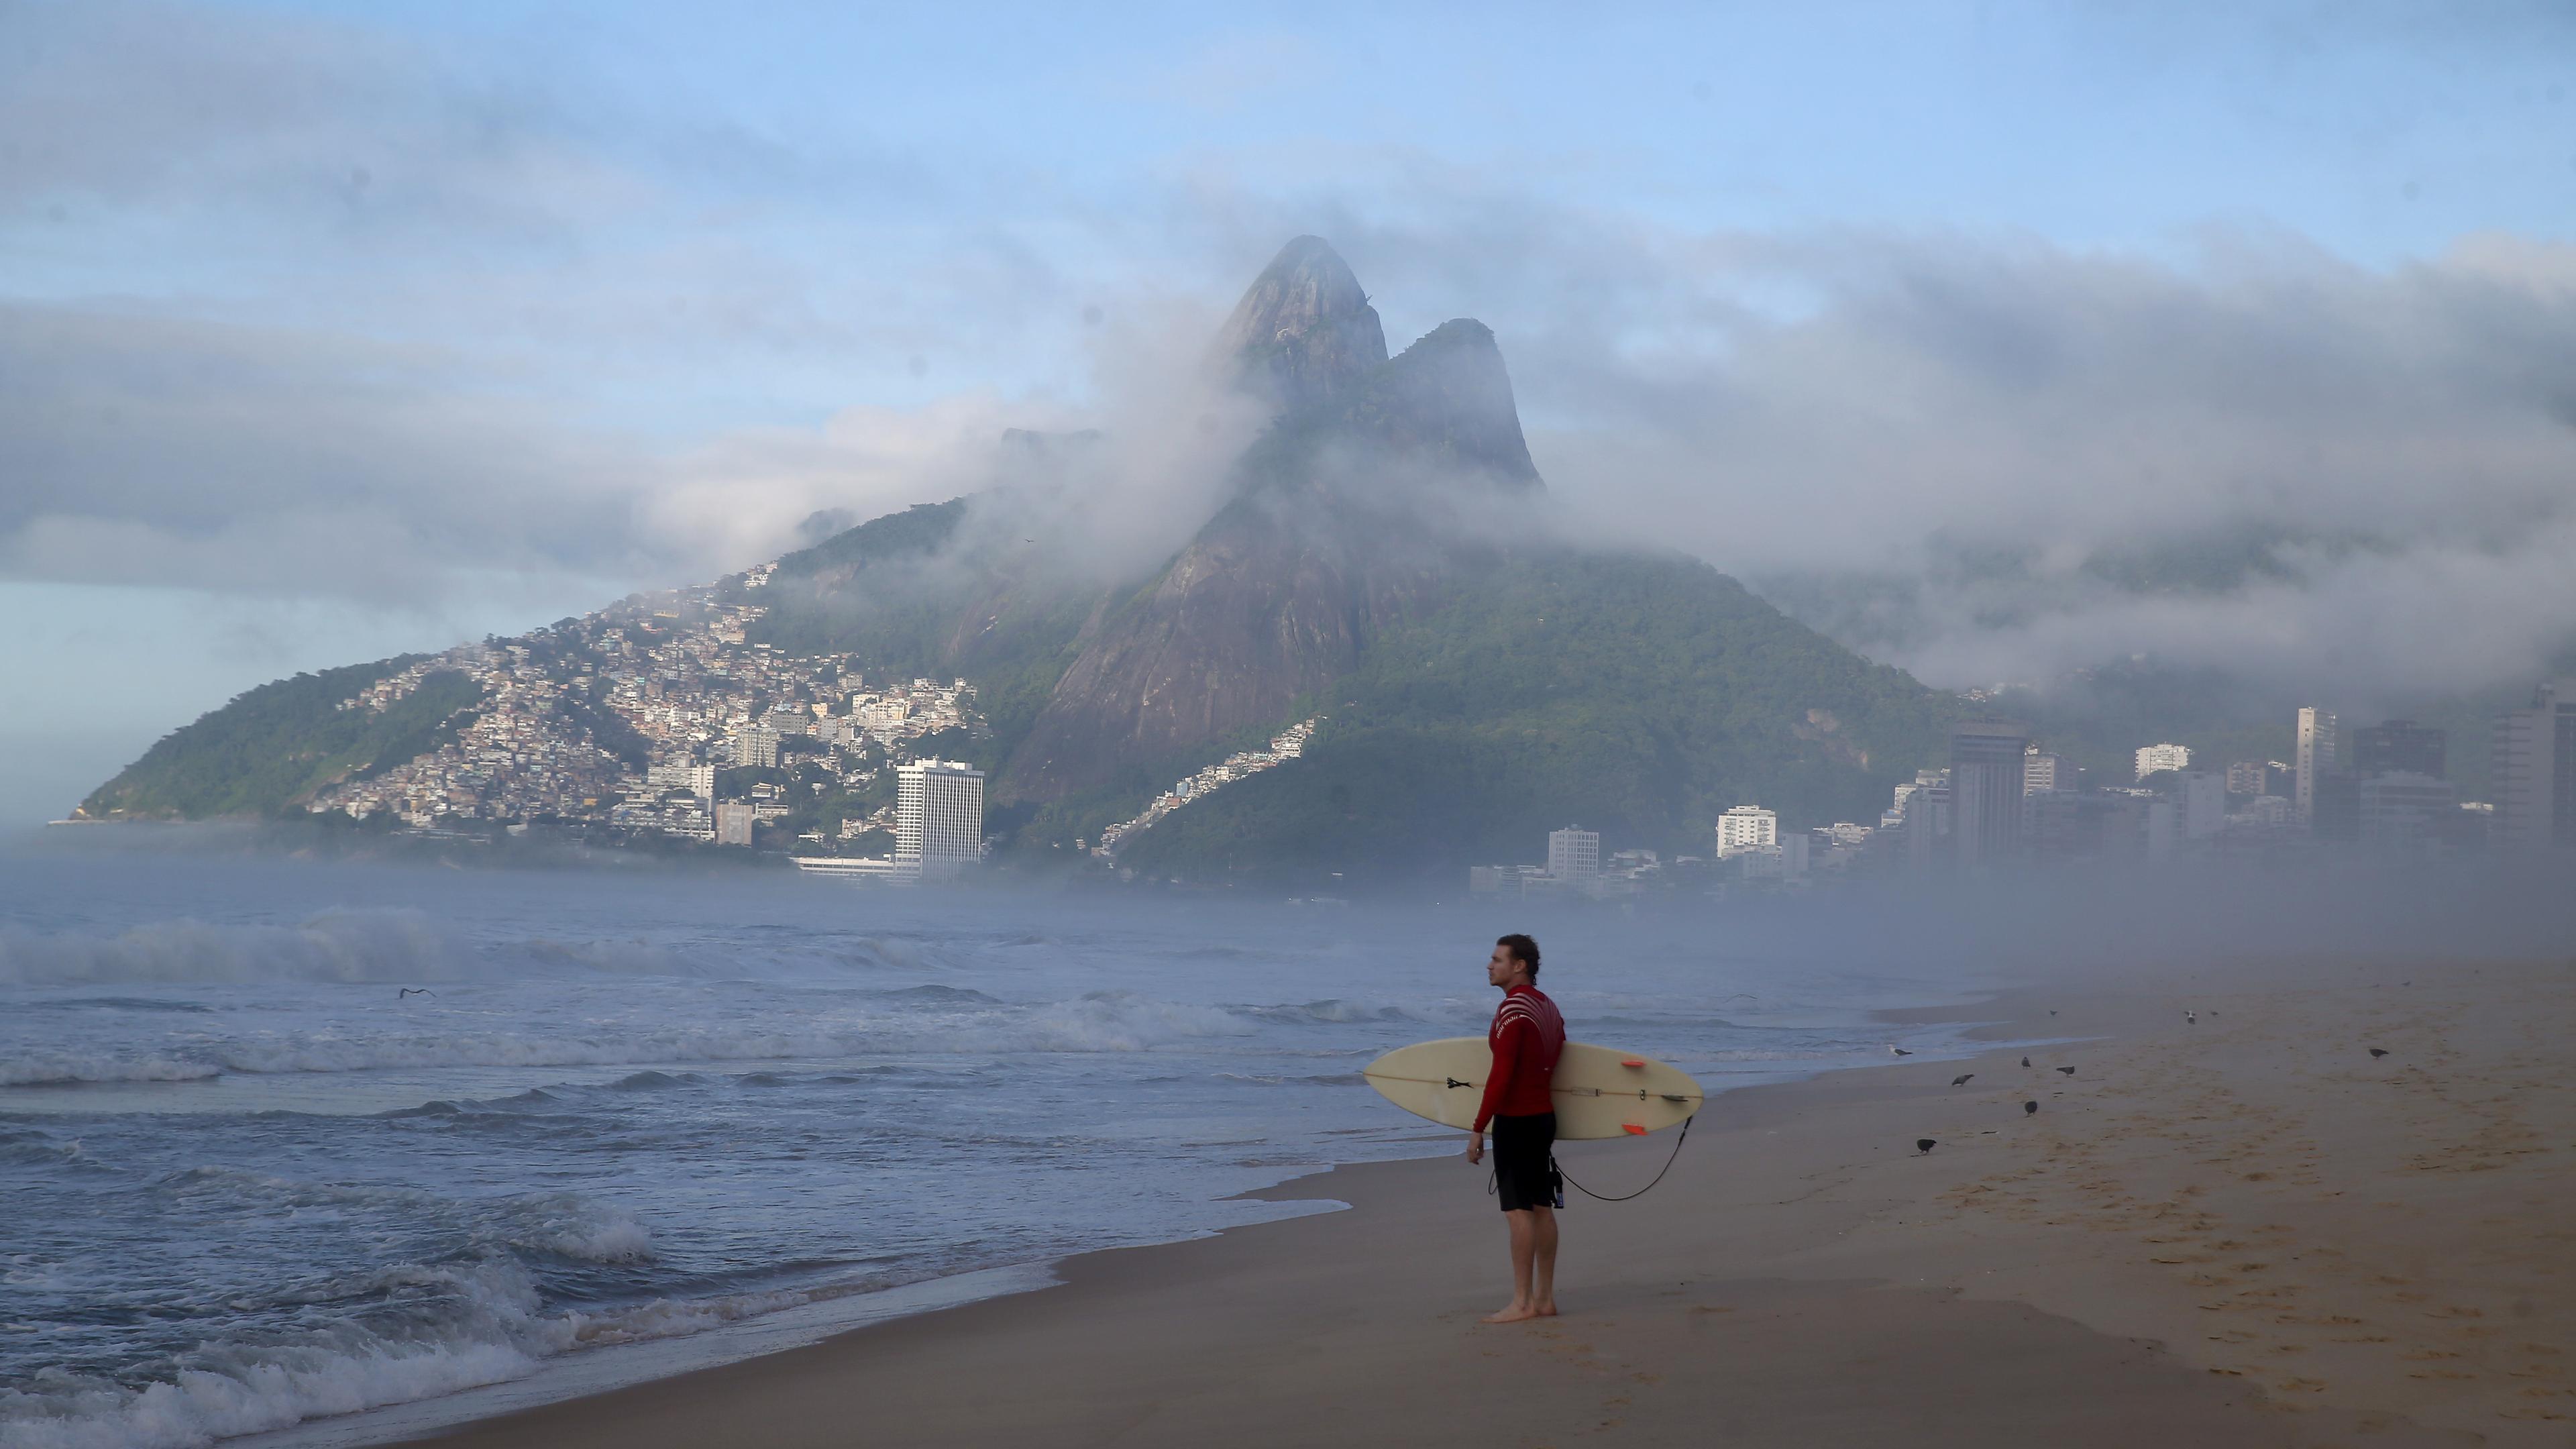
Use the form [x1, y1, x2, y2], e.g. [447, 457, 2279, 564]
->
[398, 987, 434, 998]
[2056, 1066, 2076, 1075]
[2184, 1010, 2198, 1025]
[2369, 1048, 2389, 1058]
[1916, 1138, 1937, 1155]
[2021, 1056, 2031, 1068]
[2023, 1100, 2039, 1114]
[1951, 1073, 1974, 1086]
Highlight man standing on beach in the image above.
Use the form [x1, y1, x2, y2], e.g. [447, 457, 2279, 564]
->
[1465, 933, 1565, 1324]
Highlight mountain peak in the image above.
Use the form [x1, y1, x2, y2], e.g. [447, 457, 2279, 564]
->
[1213, 235, 1389, 414]
[1360, 318, 1540, 486]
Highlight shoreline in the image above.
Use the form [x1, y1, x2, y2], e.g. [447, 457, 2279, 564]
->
[384, 957, 2573, 1448]
[217, 989, 2006, 1449]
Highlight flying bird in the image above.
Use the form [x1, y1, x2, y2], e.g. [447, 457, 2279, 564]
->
[398, 987, 434, 998]
[2048, 1010, 2058, 1016]
[1916, 1138, 1937, 1155]
[2369, 1048, 2389, 1059]
[2023, 1101, 2039, 1115]
[2056, 1066, 2076, 1076]
[1951, 1074, 1974, 1086]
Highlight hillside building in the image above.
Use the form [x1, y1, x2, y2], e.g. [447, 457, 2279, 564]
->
[1715, 805, 1777, 858]
[2021, 748, 2070, 795]
[1547, 826, 1601, 883]
[714, 801, 755, 847]
[2134, 742, 2191, 779]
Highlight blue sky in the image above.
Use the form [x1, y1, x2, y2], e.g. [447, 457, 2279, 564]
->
[6, 0, 2575, 825]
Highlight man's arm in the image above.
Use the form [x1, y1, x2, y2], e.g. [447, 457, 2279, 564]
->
[1472, 1016, 1527, 1136]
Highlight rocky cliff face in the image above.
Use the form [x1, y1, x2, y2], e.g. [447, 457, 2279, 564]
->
[998, 240, 1542, 803]
[1209, 235, 1389, 414]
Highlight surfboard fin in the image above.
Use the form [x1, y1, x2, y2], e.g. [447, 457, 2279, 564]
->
[1622, 1123, 1648, 1136]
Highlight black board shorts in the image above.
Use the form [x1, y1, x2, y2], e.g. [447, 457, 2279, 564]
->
[1490, 1111, 1558, 1212]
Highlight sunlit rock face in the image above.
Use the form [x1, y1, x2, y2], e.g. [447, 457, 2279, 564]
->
[1210, 234, 1389, 416]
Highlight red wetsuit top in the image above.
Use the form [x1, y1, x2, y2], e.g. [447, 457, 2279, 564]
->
[1474, 983, 1566, 1132]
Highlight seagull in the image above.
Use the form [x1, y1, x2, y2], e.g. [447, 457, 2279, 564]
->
[1889, 1046, 1914, 1057]
[2369, 1048, 2389, 1059]
[398, 987, 434, 999]
[2056, 1066, 2076, 1076]
[2184, 1010, 2198, 1025]
[2023, 1100, 2038, 1114]
[1916, 1138, 1937, 1155]
[2021, 1057, 2031, 1068]
[1951, 1073, 1975, 1087]
[2048, 1009, 2057, 1016]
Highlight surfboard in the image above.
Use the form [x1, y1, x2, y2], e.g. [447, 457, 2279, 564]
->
[1362, 1038, 1703, 1140]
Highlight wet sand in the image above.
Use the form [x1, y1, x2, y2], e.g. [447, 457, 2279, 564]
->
[407, 956, 2574, 1448]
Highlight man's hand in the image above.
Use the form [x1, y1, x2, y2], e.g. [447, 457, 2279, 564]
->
[1465, 1130, 1484, 1165]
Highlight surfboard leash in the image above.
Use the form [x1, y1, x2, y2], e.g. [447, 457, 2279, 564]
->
[1550, 1114, 1693, 1203]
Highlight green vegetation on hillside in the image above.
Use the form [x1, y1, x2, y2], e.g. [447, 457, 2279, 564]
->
[80, 662, 486, 820]
[1114, 549, 1953, 882]
[749, 497, 1099, 777]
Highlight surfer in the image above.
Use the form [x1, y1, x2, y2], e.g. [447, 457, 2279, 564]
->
[1465, 932, 1566, 1324]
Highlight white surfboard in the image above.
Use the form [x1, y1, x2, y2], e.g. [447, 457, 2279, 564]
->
[1362, 1037, 1703, 1140]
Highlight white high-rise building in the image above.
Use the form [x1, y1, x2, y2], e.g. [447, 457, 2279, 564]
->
[1715, 805, 1777, 858]
[1546, 826, 1600, 882]
[896, 759, 985, 880]
[2296, 708, 2338, 826]
[2134, 742, 2192, 779]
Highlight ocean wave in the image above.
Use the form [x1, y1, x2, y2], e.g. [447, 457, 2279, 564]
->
[0, 912, 816, 987]
[0, 1211, 964, 1449]
[1243, 998, 1415, 1025]
[2, 991, 1267, 1086]
[0, 910, 468, 988]
[0, 1248, 828, 1449]
[0, 1054, 223, 1087]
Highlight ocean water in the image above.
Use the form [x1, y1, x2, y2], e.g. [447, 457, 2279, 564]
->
[0, 849, 1990, 1449]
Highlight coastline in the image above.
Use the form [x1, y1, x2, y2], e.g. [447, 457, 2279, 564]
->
[372, 954, 2575, 1448]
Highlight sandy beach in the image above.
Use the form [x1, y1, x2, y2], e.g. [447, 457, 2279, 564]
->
[405, 956, 2575, 1449]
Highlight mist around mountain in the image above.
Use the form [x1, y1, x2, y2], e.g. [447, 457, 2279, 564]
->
[77, 237, 1959, 881]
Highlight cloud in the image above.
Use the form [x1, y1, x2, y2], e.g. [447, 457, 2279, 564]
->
[0, 302, 661, 601]
[1477, 224, 2576, 705]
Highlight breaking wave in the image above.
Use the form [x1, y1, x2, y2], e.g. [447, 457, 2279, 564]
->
[1, 989, 1266, 1085]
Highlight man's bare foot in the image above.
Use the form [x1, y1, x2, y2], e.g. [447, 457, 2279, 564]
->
[1534, 1303, 1558, 1317]
[1481, 1303, 1542, 1324]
